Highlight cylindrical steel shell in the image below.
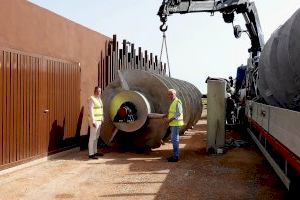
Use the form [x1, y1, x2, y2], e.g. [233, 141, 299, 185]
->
[100, 69, 203, 149]
[258, 8, 300, 110]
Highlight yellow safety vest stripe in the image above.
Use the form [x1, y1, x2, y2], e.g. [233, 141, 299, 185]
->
[91, 96, 103, 121]
[168, 98, 184, 126]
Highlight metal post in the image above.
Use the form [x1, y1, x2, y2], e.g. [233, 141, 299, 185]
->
[207, 79, 226, 153]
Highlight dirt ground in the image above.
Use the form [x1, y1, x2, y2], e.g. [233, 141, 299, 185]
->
[0, 110, 288, 200]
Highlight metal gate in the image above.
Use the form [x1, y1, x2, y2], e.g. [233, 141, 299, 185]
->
[0, 49, 80, 169]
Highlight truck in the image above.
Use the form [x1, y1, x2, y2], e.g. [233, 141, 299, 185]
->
[157, 0, 300, 192]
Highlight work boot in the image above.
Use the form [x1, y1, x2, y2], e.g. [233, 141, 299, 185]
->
[94, 152, 104, 157]
[167, 156, 178, 162]
[88, 155, 98, 159]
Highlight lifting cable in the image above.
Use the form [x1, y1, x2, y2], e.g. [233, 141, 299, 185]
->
[159, 31, 171, 77]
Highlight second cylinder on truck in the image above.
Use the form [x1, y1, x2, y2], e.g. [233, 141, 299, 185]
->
[258, 8, 300, 111]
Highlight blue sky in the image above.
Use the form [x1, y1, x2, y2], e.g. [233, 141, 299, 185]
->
[29, 0, 299, 93]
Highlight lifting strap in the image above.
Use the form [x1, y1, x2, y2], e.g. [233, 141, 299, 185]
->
[159, 32, 171, 77]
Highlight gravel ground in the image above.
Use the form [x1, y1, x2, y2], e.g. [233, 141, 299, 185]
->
[0, 110, 287, 200]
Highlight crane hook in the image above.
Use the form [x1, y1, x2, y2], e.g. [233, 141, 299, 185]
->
[160, 22, 168, 32]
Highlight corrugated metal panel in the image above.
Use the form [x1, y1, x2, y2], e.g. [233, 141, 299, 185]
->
[3, 51, 10, 164]
[0, 48, 81, 169]
[16, 54, 21, 160]
[45, 58, 80, 150]
[0, 50, 3, 165]
[11, 53, 17, 162]
[19, 54, 25, 160]
[1, 33, 165, 168]
[38, 58, 48, 155]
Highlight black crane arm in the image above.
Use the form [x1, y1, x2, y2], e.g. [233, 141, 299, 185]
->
[157, 0, 264, 57]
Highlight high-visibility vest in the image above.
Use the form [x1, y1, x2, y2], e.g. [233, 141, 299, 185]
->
[90, 96, 103, 122]
[168, 98, 184, 126]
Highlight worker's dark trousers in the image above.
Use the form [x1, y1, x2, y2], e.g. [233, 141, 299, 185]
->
[170, 126, 180, 159]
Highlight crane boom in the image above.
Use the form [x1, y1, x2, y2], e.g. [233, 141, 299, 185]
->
[157, 0, 264, 57]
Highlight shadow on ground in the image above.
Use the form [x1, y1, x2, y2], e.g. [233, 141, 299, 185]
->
[52, 110, 288, 200]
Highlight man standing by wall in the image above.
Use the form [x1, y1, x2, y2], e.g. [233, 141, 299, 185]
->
[166, 89, 184, 162]
[88, 86, 104, 159]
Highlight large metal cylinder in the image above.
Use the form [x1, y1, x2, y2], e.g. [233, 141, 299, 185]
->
[100, 70, 202, 150]
[258, 8, 300, 110]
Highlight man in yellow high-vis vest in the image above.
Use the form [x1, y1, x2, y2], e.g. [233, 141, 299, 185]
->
[166, 89, 183, 162]
[88, 86, 104, 159]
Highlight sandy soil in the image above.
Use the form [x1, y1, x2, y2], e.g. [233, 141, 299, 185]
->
[0, 110, 287, 200]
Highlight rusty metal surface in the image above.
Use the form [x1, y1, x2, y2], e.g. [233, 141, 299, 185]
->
[0, 49, 81, 169]
[100, 69, 202, 149]
[0, 51, 2, 165]
[0, 0, 170, 169]
[46, 59, 80, 151]
[0, 0, 111, 139]
[99, 35, 167, 92]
